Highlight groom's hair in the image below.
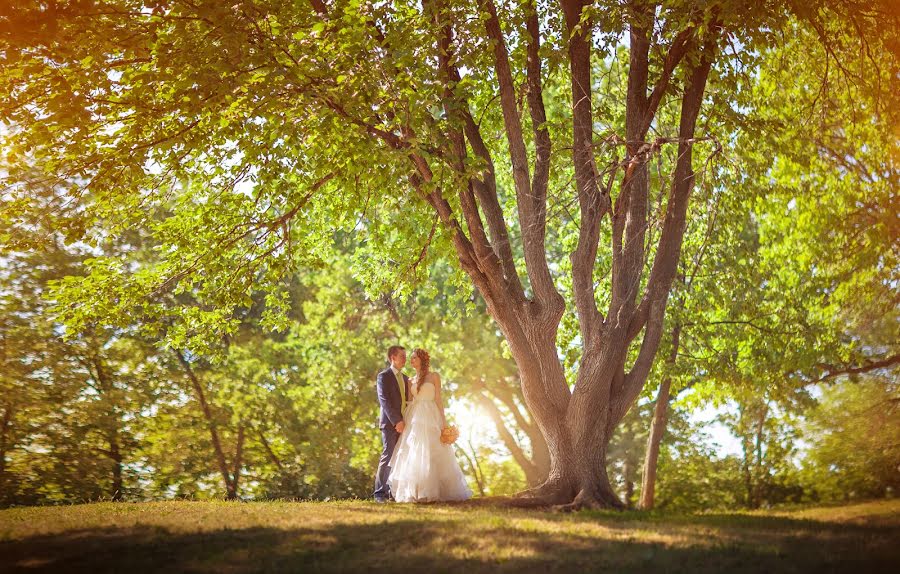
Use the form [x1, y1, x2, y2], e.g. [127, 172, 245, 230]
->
[387, 345, 405, 361]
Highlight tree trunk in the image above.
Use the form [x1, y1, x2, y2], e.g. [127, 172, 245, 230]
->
[638, 377, 670, 510]
[623, 458, 634, 508]
[0, 404, 12, 498]
[229, 424, 245, 500]
[739, 403, 756, 508]
[639, 322, 682, 510]
[497, 5, 715, 510]
[530, 428, 551, 483]
[174, 349, 237, 500]
[752, 404, 768, 509]
[511, 352, 625, 509]
[109, 431, 123, 501]
[90, 357, 124, 502]
[742, 434, 753, 508]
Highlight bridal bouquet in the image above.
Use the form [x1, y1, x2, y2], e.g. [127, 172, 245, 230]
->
[440, 426, 460, 445]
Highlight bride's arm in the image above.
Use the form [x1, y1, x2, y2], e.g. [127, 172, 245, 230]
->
[433, 373, 447, 428]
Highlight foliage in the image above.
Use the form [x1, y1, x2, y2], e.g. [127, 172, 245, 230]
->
[1, 1, 898, 508]
[799, 376, 900, 502]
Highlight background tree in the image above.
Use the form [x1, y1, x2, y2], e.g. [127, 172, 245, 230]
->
[634, 10, 899, 509]
[798, 375, 900, 502]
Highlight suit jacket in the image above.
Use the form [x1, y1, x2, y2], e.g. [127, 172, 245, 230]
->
[376, 367, 410, 429]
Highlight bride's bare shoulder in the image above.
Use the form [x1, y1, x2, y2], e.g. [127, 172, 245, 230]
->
[419, 372, 440, 384]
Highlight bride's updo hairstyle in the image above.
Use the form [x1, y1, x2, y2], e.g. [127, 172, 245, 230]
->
[411, 348, 431, 390]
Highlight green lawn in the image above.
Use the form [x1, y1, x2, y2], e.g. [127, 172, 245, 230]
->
[1, 499, 898, 573]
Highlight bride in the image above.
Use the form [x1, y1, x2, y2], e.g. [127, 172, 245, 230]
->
[388, 348, 472, 502]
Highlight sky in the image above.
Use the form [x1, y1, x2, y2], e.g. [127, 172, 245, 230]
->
[689, 402, 745, 458]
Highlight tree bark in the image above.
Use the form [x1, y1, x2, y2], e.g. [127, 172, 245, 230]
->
[501, 28, 714, 508]
[639, 322, 682, 510]
[489, 2, 715, 511]
[738, 401, 768, 509]
[624, 458, 635, 509]
[230, 423, 245, 499]
[0, 404, 12, 498]
[638, 376, 671, 510]
[109, 431, 123, 501]
[740, 407, 754, 508]
[752, 403, 768, 509]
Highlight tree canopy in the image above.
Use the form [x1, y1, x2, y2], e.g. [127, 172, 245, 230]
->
[1, 0, 898, 508]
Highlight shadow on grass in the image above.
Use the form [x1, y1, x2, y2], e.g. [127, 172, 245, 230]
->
[1, 513, 897, 574]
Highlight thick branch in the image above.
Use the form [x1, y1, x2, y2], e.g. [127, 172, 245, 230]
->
[525, 0, 552, 218]
[611, 10, 653, 329]
[805, 354, 900, 384]
[432, 2, 508, 299]
[480, 0, 530, 196]
[463, 112, 525, 300]
[564, 0, 609, 347]
[407, 171, 496, 304]
[483, 0, 560, 311]
[308, 3, 491, 302]
[614, 33, 717, 424]
[641, 27, 695, 138]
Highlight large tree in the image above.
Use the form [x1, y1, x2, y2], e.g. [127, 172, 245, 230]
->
[3, 0, 897, 508]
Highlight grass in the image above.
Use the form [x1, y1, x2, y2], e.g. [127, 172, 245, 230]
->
[0, 498, 898, 573]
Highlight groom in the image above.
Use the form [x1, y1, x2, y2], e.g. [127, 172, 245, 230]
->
[373, 345, 410, 503]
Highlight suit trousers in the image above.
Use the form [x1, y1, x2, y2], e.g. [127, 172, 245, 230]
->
[373, 425, 399, 500]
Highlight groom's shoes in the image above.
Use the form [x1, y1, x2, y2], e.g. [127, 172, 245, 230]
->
[374, 497, 389, 504]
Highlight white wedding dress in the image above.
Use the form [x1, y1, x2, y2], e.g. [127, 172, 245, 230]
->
[388, 376, 473, 502]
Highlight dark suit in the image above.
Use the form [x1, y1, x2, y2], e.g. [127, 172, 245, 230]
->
[373, 366, 409, 500]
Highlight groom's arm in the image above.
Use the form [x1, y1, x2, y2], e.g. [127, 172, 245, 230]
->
[376, 371, 403, 427]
